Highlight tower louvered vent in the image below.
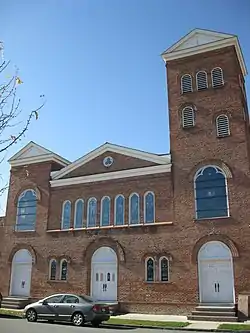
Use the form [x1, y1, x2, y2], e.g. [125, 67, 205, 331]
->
[216, 115, 230, 137]
[181, 74, 192, 93]
[196, 71, 208, 90]
[212, 67, 224, 88]
[182, 107, 195, 128]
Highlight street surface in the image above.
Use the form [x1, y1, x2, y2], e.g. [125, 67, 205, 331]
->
[0, 318, 189, 333]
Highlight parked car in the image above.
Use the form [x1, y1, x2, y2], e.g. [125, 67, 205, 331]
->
[24, 293, 110, 327]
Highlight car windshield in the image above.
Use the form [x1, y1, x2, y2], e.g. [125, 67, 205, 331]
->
[79, 295, 95, 303]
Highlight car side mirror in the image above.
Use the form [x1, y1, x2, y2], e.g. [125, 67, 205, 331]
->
[42, 300, 48, 305]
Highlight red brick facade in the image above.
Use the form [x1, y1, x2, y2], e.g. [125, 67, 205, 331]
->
[0, 30, 250, 315]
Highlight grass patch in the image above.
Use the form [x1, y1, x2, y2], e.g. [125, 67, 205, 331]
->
[107, 318, 189, 328]
[218, 324, 250, 331]
[0, 308, 24, 318]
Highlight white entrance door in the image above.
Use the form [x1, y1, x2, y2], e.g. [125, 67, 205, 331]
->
[91, 247, 117, 301]
[10, 249, 33, 297]
[198, 241, 235, 304]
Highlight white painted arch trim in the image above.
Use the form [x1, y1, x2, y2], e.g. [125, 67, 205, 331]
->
[129, 192, 140, 225]
[61, 200, 71, 229]
[114, 194, 125, 226]
[59, 259, 68, 280]
[50, 164, 171, 188]
[74, 199, 84, 228]
[87, 197, 97, 227]
[143, 191, 155, 223]
[100, 196, 111, 226]
[52, 143, 171, 180]
[145, 257, 155, 282]
[159, 256, 170, 282]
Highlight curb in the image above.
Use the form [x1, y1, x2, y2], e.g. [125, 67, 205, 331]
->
[0, 314, 23, 319]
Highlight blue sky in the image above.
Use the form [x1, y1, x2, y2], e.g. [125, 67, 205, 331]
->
[0, 0, 250, 214]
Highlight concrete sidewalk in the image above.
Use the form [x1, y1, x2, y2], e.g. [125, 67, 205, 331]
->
[114, 313, 245, 330]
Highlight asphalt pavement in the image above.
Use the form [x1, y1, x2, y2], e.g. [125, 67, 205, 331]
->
[0, 318, 188, 333]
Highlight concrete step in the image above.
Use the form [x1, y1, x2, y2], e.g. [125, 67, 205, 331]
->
[195, 306, 235, 312]
[187, 315, 238, 322]
[2, 297, 32, 309]
[192, 310, 236, 317]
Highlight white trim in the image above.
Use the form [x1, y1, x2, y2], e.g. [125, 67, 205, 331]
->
[194, 165, 230, 220]
[181, 74, 193, 93]
[87, 197, 97, 228]
[52, 142, 170, 180]
[144, 191, 155, 223]
[16, 189, 37, 232]
[114, 194, 125, 226]
[9, 141, 70, 167]
[49, 259, 57, 280]
[100, 196, 111, 227]
[162, 34, 247, 76]
[73, 199, 84, 229]
[211, 67, 224, 87]
[59, 259, 68, 281]
[61, 200, 71, 230]
[50, 164, 171, 188]
[182, 106, 195, 128]
[145, 257, 155, 282]
[196, 70, 208, 90]
[216, 114, 230, 137]
[159, 256, 170, 282]
[129, 192, 140, 225]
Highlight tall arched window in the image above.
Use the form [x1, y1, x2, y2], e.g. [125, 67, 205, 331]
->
[74, 199, 84, 228]
[16, 189, 37, 231]
[60, 259, 68, 281]
[101, 196, 111, 226]
[145, 257, 155, 282]
[61, 200, 71, 229]
[195, 166, 229, 219]
[144, 191, 155, 223]
[129, 193, 140, 224]
[160, 257, 169, 282]
[216, 114, 230, 137]
[196, 71, 208, 90]
[211, 67, 224, 88]
[182, 106, 195, 128]
[49, 259, 57, 280]
[181, 74, 193, 93]
[114, 195, 125, 225]
[87, 197, 97, 227]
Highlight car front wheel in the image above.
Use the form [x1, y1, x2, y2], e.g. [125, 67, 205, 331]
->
[72, 312, 84, 326]
[26, 309, 37, 322]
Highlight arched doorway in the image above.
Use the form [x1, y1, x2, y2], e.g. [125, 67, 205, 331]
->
[10, 249, 33, 297]
[91, 247, 117, 301]
[198, 241, 235, 304]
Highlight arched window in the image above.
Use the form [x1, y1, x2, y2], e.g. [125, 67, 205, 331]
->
[145, 257, 155, 282]
[211, 67, 224, 88]
[101, 196, 111, 226]
[144, 191, 155, 223]
[182, 106, 195, 128]
[181, 74, 193, 94]
[196, 71, 208, 90]
[49, 259, 57, 280]
[194, 166, 229, 219]
[160, 257, 169, 282]
[74, 199, 84, 228]
[87, 197, 97, 227]
[61, 200, 71, 229]
[129, 193, 140, 224]
[16, 189, 37, 231]
[60, 259, 68, 281]
[216, 114, 230, 137]
[114, 195, 125, 225]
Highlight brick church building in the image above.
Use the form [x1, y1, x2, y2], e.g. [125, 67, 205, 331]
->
[0, 28, 249, 316]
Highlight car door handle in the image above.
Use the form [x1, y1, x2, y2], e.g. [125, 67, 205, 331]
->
[70, 305, 75, 308]
[53, 305, 59, 308]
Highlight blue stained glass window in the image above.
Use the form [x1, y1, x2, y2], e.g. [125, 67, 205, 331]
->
[60, 260, 68, 281]
[49, 260, 57, 280]
[16, 189, 37, 231]
[74, 199, 84, 228]
[145, 192, 155, 223]
[130, 193, 140, 224]
[115, 195, 124, 225]
[61, 201, 71, 229]
[195, 166, 228, 219]
[87, 198, 97, 227]
[101, 197, 110, 226]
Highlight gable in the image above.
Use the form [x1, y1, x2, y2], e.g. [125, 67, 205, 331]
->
[8, 141, 70, 167]
[161, 28, 247, 76]
[52, 142, 170, 180]
[60, 151, 160, 179]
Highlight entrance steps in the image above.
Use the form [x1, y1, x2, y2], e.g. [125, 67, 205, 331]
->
[1, 297, 32, 309]
[188, 304, 238, 322]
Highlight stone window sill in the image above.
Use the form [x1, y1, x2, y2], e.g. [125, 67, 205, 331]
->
[47, 280, 68, 283]
[46, 221, 173, 233]
[144, 281, 171, 284]
[194, 215, 232, 223]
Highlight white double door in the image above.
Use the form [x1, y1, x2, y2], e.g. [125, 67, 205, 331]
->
[92, 264, 117, 301]
[11, 263, 32, 297]
[199, 260, 234, 303]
